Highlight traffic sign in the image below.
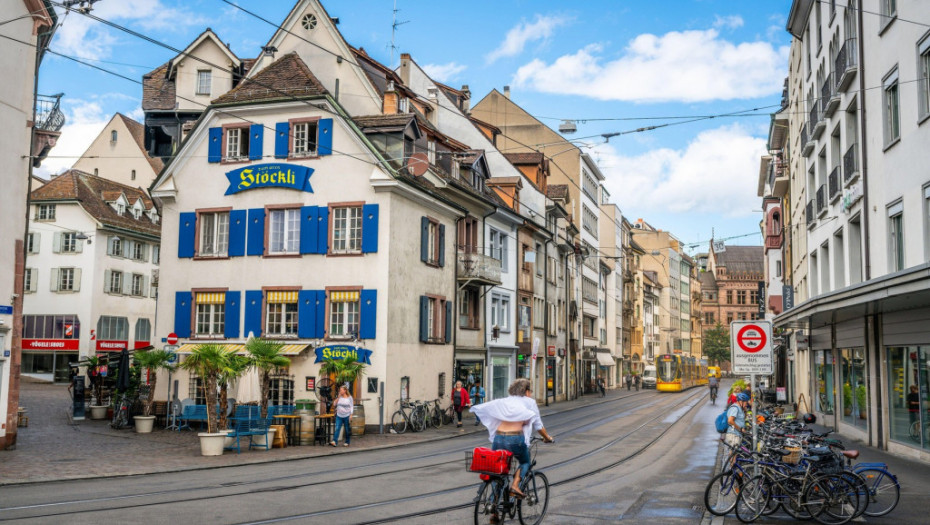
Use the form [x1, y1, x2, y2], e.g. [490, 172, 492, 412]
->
[166, 332, 178, 345]
[730, 320, 773, 374]
[164, 344, 179, 364]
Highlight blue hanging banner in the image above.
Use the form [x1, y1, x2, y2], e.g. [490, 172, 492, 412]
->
[224, 163, 314, 195]
[314, 345, 372, 365]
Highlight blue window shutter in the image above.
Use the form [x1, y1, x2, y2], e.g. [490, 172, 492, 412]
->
[244, 290, 263, 338]
[178, 212, 196, 258]
[444, 300, 452, 343]
[300, 206, 319, 254]
[247, 208, 265, 256]
[317, 207, 329, 254]
[297, 290, 314, 338]
[228, 210, 246, 257]
[438, 224, 446, 267]
[249, 123, 263, 160]
[224, 291, 241, 339]
[174, 291, 192, 338]
[360, 289, 377, 340]
[318, 118, 333, 156]
[419, 295, 429, 343]
[314, 290, 326, 338]
[361, 204, 379, 253]
[420, 216, 429, 263]
[274, 122, 289, 159]
[208, 127, 222, 163]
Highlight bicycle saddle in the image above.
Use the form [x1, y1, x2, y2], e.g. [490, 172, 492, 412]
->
[841, 450, 859, 459]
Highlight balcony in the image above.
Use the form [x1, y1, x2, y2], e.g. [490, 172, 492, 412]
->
[772, 155, 789, 197]
[816, 184, 827, 217]
[828, 167, 840, 203]
[806, 200, 815, 228]
[822, 72, 840, 118]
[622, 300, 634, 316]
[835, 38, 858, 92]
[810, 103, 825, 140]
[765, 229, 783, 250]
[622, 269, 633, 283]
[457, 252, 502, 286]
[801, 123, 814, 156]
[32, 93, 65, 168]
[843, 143, 859, 185]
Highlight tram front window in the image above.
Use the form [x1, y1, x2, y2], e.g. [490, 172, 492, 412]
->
[658, 359, 677, 382]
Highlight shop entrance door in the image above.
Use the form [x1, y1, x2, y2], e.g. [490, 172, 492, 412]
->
[490, 356, 511, 401]
[455, 360, 484, 390]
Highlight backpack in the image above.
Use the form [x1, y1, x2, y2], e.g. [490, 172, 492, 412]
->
[715, 410, 730, 434]
[453, 389, 462, 407]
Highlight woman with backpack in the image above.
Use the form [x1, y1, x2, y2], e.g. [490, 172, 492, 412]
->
[451, 380, 471, 428]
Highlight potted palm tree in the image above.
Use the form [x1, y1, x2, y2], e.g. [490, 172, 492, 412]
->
[180, 343, 230, 456]
[246, 338, 289, 448]
[856, 385, 867, 419]
[218, 353, 250, 448]
[84, 355, 108, 420]
[133, 348, 176, 433]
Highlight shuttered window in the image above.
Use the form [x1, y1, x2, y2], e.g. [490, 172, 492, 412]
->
[266, 290, 299, 337]
[195, 292, 226, 337]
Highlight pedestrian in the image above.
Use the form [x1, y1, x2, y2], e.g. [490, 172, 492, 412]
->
[725, 392, 750, 450]
[596, 376, 606, 397]
[625, 371, 632, 391]
[470, 378, 554, 515]
[451, 380, 471, 428]
[470, 382, 486, 425]
[330, 385, 353, 447]
[467, 371, 475, 386]
[908, 385, 920, 424]
[634, 373, 640, 391]
[727, 386, 743, 407]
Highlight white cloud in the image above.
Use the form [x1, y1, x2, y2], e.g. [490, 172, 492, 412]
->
[713, 15, 744, 30]
[422, 62, 467, 83]
[513, 29, 788, 102]
[34, 100, 110, 178]
[595, 124, 767, 218]
[486, 15, 569, 63]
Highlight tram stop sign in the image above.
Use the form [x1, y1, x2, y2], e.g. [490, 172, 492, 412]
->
[730, 320, 773, 374]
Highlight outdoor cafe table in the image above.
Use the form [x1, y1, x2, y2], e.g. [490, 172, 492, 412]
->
[314, 413, 334, 446]
[272, 414, 301, 446]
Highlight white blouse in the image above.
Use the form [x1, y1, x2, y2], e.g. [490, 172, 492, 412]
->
[469, 395, 543, 445]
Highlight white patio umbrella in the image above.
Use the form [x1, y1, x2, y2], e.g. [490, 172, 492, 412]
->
[235, 369, 261, 404]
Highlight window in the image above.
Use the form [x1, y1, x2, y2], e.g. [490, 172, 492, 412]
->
[459, 217, 478, 253]
[131, 274, 145, 296]
[110, 130, 118, 143]
[59, 232, 78, 253]
[268, 373, 295, 405]
[425, 218, 440, 265]
[749, 290, 759, 305]
[131, 241, 146, 261]
[438, 372, 446, 398]
[107, 270, 123, 294]
[534, 243, 543, 276]
[548, 301, 557, 336]
[195, 292, 225, 337]
[582, 277, 597, 304]
[533, 296, 545, 328]
[880, 0, 896, 29]
[36, 204, 55, 221]
[925, 185, 930, 259]
[727, 313, 734, 324]
[459, 288, 479, 329]
[97, 316, 129, 340]
[153, 245, 160, 265]
[331, 206, 362, 254]
[582, 205, 598, 237]
[705, 312, 715, 325]
[225, 126, 250, 161]
[198, 211, 229, 257]
[424, 296, 447, 343]
[108, 236, 124, 257]
[131, 169, 136, 181]
[54, 268, 79, 292]
[489, 228, 507, 270]
[888, 202, 904, 272]
[582, 169, 598, 200]
[919, 36, 930, 120]
[196, 70, 211, 95]
[490, 293, 510, 331]
[726, 290, 734, 304]
[776, 260, 783, 277]
[583, 316, 595, 338]
[266, 290, 298, 337]
[883, 69, 900, 146]
[26, 232, 38, 254]
[23, 314, 80, 339]
[134, 318, 151, 343]
[269, 208, 300, 254]
[189, 377, 205, 405]
[292, 120, 319, 157]
[329, 291, 360, 339]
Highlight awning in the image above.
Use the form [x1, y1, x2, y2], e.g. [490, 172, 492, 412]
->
[267, 291, 298, 303]
[595, 350, 615, 367]
[330, 291, 359, 303]
[176, 343, 309, 356]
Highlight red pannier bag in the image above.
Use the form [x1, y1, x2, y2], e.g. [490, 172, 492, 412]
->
[469, 447, 513, 474]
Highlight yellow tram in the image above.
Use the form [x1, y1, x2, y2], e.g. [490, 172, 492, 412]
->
[656, 354, 709, 392]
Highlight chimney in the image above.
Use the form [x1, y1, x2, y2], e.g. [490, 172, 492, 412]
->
[461, 84, 471, 113]
[399, 53, 411, 84]
[503, 85, 510, 99]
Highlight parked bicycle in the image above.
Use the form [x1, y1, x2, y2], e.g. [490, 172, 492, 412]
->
[470, 436, 551, 525]
[390, 399, 428, 434]
[110, 391, 134, 430]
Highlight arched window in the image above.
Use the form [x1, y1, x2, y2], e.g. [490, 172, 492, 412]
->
[111, 130, 118, 143]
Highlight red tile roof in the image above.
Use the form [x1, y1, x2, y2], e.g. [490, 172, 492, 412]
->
[142, 62, 175, 111]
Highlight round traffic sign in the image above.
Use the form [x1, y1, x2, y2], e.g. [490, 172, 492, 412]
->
[166, 332, 178, 345]
[736, 324, 767, 353]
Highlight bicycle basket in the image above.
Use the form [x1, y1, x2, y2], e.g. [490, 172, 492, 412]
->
[467, 447, 513, 475]
[783, 446, 802, 465]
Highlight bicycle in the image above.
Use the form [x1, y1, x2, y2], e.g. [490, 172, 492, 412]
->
[470, 436, 551, 525]
[426, 398, 443, 428]
[391, 399, 414, 434]
[709, 386, 718, 405]
[110, 391, 133, 430]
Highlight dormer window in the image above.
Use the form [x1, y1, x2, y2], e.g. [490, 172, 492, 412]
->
[132, 208, 141, 219]
[117, 203, 125, 215]
[196, 70, 212, 95]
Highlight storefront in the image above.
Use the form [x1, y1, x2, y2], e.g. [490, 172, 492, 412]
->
[21, 314, 81, 382]
[455, 358, 484, 390]
[488, 349, 515, 401]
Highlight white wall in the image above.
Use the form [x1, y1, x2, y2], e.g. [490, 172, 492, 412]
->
[71, 116, 159, 188]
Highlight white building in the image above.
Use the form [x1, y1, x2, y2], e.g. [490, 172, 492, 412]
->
[22, 171, 161, 381]
[71, 113, 164, 189]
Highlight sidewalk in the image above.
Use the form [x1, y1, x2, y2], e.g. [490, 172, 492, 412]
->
[1, 381, 618, 485]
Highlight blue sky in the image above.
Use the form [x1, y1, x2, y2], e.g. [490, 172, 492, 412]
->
[36, 0, 794, 253]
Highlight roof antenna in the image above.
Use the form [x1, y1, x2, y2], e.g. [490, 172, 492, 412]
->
[390, 0, 410, 68]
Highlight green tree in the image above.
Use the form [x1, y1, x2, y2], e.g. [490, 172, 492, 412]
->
[246, 338, 289, 419]
[704, 322, 731, 367]
[133, 349, 176, 416]
[180, 344, 231, 433]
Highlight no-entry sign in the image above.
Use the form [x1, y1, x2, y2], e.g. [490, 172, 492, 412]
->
[166, 332, 178, 345]
[730, 320, 773, 374]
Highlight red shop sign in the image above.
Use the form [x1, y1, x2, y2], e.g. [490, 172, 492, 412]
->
[133, 341, 151, 350]
[22, 339, 80, 351]
[96, 340, 128, 351]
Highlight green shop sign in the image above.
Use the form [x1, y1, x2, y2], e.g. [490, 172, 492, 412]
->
[224, 163, 314, 195]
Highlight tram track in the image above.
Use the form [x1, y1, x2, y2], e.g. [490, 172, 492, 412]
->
[0, 390, 663, 521]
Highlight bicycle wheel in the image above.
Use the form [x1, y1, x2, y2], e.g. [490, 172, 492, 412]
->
[805, 474, 857, 525]
[430, 405, 442, 428]
[411, 410, 427, 432]
[838, 471, 869, 519]
[442, 407, 454, 425]
[781, 475, 812, 520]
[475, 481, 502, 525]
[734, 475, 769, 523]
[390, 411, 408, 434]
[518, 471, 549, 525]
[858, 468, 900, 517]
[704, 469, 743, 516]
[908, 421, 920, 442]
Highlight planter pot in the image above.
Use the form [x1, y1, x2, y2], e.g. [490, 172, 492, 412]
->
[252, 428, 276, 450]
[88, 405, 108, 420]
[135, 416, 156, 433]
[859, 411, 867, 420]
[224, 429, 236, 449]
[844, 407, 852, 417]
[198, 432, 227, 456]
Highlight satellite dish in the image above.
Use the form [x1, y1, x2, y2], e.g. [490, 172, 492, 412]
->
[406, 153, 430, 177]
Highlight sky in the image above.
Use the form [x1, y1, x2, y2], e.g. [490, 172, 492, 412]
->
[33, 0, 794, 253]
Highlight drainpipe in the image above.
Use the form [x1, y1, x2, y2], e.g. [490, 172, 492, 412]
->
[856, 6, 870, 281]
[543, 236, 551, 406]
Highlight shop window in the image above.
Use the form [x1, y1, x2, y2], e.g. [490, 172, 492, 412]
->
[331, 206, 362, 254]
[135, 318, 151, 343]
[198, 211, 229, 257]
[266, 290, 299, 337]
[886, 347, 930, 450]
[813, 350, 836, 415]
[329, 290, 360, 339]
[269, 373, 295, 405]
[23, 314, 80, 339]
[97, 316, 129, 340]
[839, 348, 868, 430]
[195, 292, 226, 337]
[268, 208, 300, 254]
[189, 376, 205, 405]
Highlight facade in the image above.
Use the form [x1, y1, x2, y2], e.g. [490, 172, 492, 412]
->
[71, 113, 165, 188]
[23, 171, 161, 381]
[776, 0, 930, 463]
[701, 244, 765, 328]
[1, 0, 59, 450]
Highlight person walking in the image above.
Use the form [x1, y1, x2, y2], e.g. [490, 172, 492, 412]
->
[451, 380, 471, 428]
[596, 376, 606, 397]
[625, 371, 633, 391]
[330, 385, 353, 447]
[470, 382, 486, 425]
[634, 373, 640, 391]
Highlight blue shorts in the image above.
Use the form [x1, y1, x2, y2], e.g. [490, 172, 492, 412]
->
[492, 434, 530, 479]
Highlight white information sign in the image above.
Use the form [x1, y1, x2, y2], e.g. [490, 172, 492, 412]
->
[730, 320, 773, 374]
